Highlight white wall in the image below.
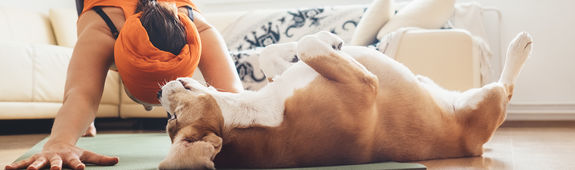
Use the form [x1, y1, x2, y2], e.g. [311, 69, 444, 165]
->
[0, 0, 74, 13]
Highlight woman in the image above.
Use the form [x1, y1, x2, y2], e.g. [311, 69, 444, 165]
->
[5, 0, 243, 169]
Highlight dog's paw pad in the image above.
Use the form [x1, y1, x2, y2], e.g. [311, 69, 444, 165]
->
[297, 36, 328, 60]
[507, 32, 533, 60]
[315, 31, 344, 50]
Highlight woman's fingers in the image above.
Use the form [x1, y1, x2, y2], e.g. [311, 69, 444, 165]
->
[49, 156, 63, 170]
[5, 156, 36, 170]
[65, 157, 85, 170]
[6, 147, 118, 170]
[26, 157, 48, 170]
[80, 150, 119, 166]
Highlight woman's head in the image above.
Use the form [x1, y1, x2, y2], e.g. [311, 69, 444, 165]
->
[114, 0, 202, 106]
[137, 0, 187, 55]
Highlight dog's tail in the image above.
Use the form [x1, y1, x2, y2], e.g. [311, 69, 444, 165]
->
[498, 32, 533, 100]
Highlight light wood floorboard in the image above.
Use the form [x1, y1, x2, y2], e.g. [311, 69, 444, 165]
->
[1, 123, 574, 169]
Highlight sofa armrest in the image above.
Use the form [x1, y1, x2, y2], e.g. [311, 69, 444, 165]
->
[390, 29, 480, 91]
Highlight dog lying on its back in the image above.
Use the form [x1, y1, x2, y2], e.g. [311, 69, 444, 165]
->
[157, 31, 532, 169]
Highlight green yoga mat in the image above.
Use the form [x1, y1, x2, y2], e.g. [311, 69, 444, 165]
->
[16, 133, 426, 170]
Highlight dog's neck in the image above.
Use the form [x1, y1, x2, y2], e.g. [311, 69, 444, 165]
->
[207, 89, 284, 135]
[205, 63, 318, 139]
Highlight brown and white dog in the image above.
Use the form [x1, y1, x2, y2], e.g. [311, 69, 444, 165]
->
[157, 31, 533, 169]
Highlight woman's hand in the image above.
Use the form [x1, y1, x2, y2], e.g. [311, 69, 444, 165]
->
[5, 142, 118, 170]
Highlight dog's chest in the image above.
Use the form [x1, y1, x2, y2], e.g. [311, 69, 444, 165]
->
[262, 62, 319, 102]
[216, 62, 319, 128]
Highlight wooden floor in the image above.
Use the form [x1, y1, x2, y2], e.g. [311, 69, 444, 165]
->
[1, 121, 575, 169]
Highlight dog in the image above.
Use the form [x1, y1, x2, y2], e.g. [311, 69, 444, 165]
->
[157, 31, 532, 169]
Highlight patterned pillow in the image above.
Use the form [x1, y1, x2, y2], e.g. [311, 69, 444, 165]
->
[229, 48, 267, 90]
[225, 6, 367, 90]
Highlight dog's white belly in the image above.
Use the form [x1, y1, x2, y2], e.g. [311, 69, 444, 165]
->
[251, 46, 418, 128]
[229, 46, 454, 128]
[255, 62, 319, 125]
[264, 62, 319, 93]
[217, 62, 319, 128]
[342, 46, 459, 113]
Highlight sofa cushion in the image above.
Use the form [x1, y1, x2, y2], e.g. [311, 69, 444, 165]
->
[49, 8, 78, 47]
[0, 42, 120, 119]
[0, 42, 120, 114]
[0, 42, 35, 101]
[380, 29, 478, 91]
[0, 42, 74, 102]
[0, 8, 57, 45]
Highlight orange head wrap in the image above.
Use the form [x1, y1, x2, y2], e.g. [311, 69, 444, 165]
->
[114, 12, 201, 105]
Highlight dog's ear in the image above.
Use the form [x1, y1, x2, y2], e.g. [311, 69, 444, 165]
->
[202, 133, 223, 159]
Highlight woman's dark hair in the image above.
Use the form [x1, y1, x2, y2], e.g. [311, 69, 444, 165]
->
[137, 0, 187, 55]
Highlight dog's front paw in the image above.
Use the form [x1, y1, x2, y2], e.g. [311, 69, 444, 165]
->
[297, 31, 345, 60]
[259, 42, 298, 78]
[315, 31, 344, 50]
[297, 35, 328, 61]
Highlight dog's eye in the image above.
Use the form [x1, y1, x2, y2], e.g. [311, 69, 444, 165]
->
[183, 133, 204, 143]
[167, 112, 177, 120]
[183, 138, 195, 143]
[184, 86, 191, 90]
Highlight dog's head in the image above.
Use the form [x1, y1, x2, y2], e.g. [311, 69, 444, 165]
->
[158, 78, 224, 170]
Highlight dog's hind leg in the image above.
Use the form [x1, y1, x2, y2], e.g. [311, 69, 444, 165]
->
[456, 32, 532, 121]
[456, 32, 532, 125]
[448, 82, 507, 156]
[450, 33, 532, 155]
[296, 31, 378, 89]
[498, 32, 533, 100]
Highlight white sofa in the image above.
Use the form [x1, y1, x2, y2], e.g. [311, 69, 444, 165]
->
[0, 5, 479, 120]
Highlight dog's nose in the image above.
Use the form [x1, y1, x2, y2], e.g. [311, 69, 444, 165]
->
[157, 89, 163, 99]
[178, 79, 192, 90]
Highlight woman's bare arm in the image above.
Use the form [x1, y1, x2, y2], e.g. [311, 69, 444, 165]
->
[191, 10, 244, 93]
[6, 8, 123, 170]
